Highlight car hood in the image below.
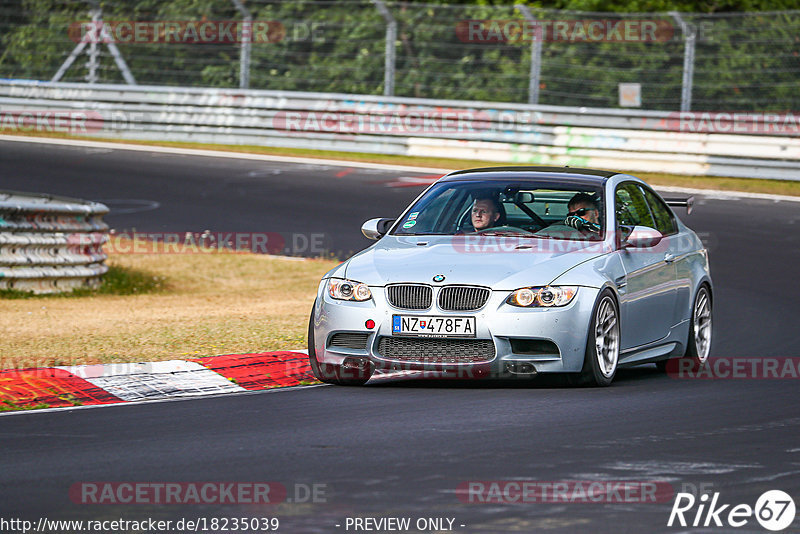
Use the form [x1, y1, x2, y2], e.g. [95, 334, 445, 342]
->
[343, 235, 609, 290]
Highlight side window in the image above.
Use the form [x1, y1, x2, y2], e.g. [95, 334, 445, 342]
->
[615, 182, 655, 228]
[641, 187, 678, 236]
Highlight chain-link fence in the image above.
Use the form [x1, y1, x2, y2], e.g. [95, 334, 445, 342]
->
[0, 0, 798, 111]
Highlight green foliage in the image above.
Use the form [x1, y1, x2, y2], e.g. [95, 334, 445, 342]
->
[94, 264, 167, 295]
[0, 1, 797, 110]
[472, 0, 799, 10]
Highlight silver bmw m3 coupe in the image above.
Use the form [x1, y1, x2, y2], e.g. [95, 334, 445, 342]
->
[308, 166, 712, 386]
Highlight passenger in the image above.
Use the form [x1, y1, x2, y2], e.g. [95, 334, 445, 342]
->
[565, 192, 601, 234]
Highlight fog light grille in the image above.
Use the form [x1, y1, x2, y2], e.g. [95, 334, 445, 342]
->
[329, 332, 369, 350]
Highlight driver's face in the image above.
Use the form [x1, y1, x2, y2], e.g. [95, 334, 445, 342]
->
[571, 202, 600, 224]
[471, 199, 500, 230]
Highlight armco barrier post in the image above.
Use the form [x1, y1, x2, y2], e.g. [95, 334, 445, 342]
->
[0, 191, 110, 294]
[372, 0, 396, 97]
[516, 4, 543, 106]
[232, 0, 252, 89]
[671, 11, 696, 113]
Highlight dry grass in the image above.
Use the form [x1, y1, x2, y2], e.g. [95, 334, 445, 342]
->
[0, 238, 338, 370]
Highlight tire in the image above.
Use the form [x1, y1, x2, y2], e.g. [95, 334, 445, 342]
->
[570, 289, 620, 387]
[655, 284, 712, 374]
[686, 285, 712, 364]
[307, 304, 373, 386]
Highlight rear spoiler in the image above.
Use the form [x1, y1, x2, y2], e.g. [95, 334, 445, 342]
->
[664, 196, 694, 215]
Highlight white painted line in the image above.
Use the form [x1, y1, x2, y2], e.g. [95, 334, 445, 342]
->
[743, 470, 800, 483]
[2, 134, 797, 202]
[0, 383, 326, 418]
[654, 185, 800, 203]
[0, 134, 453, 174]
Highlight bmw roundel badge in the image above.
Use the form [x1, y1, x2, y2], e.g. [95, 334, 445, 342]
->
[432, 274, 446, 282]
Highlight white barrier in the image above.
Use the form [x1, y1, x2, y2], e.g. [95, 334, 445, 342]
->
[0, 79, 798, 180]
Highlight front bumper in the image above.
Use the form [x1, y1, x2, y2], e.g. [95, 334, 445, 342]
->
[311, 285, 600, 375]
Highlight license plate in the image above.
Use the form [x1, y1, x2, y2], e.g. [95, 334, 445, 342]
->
[392, 315, 476, 338]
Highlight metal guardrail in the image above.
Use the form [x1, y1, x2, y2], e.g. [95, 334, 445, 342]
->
[0, 79, 798, 180]
[0, 190, 109, 293]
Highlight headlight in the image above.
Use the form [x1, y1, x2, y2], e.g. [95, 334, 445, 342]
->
[507, 286, 578, 307]
[328, 278, 372, 301]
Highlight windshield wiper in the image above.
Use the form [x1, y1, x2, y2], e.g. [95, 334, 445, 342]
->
[395, 232, 449, 236]
[473, 231, 542, 238]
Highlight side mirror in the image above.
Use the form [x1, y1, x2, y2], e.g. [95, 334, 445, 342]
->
[361, 218, 395, 240]
[624, 226, 663, 248]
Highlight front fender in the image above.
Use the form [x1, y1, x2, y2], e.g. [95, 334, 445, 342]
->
[549, 252, 623, 290]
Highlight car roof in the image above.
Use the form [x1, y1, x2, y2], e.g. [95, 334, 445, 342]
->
[440, 166, 619, 187]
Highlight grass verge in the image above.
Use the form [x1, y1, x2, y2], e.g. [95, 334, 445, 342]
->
[0, 400, 51, 412]
[0, 237, 337, 369]
[0, 265, 166, 299]
[3, 131, 800, 197]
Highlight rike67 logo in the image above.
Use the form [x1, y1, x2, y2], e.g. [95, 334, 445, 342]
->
[668, 490, 796, 531]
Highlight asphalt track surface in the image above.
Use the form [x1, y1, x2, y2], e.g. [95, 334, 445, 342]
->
[1, 139, 799, 533]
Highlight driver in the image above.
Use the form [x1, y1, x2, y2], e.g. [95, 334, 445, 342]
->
[471, 196, 502, 231]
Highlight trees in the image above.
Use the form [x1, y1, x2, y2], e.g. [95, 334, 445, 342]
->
[0, 1, 796, 111]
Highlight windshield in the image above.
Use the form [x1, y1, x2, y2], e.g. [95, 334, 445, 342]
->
[392, 180, 605, 240]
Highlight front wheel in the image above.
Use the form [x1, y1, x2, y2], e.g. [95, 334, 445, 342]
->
[307, 304, 373, 386]
[570, 290, 620, 387]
